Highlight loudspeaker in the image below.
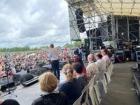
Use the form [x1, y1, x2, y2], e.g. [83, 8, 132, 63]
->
[86, 28, 101, 37]
[0, 76, 15, 92]
[75, 8, 86, 33]
[1, 82, 15, 92]
[20, 73, 34, 87]
[13, 74, 21, 85]
[107, 16, 112, 35]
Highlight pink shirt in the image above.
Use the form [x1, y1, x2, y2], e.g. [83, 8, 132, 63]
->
[102, 55, 111, 68]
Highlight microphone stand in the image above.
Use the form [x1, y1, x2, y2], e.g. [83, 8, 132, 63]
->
[2, 55, 17, 97]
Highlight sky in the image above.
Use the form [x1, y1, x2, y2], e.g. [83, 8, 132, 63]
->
[0, 0, 70, 48]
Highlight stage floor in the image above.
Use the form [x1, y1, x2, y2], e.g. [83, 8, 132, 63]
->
[2, 72, 66, 105]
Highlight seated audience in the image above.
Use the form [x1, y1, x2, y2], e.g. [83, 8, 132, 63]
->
[86, 54, 98, 79]
[72, 62, 87, 91]
[95, 53, 106, 98]
[32, 72, 68, 105]
[1, 99, 20, 105]
[95, 53, 106, 80]
[72, 55, 86, 76]
[58, 64, 81, 105]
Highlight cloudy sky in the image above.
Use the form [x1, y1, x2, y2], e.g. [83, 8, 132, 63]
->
[0, 0, 70, 48]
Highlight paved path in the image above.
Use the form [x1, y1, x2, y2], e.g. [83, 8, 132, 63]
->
[101, 62, 140, 105]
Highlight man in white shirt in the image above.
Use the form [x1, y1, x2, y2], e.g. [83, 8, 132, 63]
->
[48, 44, 60, 79]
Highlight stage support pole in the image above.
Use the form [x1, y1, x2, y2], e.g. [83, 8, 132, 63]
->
[111, 15, 115, 41]
[127, 17, 130, 41]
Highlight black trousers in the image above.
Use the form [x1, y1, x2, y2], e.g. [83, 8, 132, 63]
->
[51, 60, 60, 80]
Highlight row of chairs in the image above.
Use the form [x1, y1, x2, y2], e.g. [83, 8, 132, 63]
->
[73, 62, 114, 105]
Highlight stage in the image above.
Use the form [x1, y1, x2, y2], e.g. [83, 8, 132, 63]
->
[2, 72, 66, 105]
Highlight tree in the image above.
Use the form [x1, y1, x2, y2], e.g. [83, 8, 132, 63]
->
[73, 41, 83, 47]
[63, 43, 74, 48]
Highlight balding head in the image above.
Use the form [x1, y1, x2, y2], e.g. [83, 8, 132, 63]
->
[87, 54, 95, 63]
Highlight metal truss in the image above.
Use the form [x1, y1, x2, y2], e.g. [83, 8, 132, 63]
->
[66, 0, 140, 50]
[66, 0, 114, 50]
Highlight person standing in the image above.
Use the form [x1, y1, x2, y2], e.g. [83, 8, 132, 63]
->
[48, 44, 60, 80]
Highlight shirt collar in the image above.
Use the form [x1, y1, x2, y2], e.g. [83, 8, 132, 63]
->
[41, 90, 59, 95]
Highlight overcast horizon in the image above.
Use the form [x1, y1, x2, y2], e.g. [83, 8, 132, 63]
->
[0, 0, 70, 48]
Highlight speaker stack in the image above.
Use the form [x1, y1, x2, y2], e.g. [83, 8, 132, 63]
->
[75, 8, 86, 33]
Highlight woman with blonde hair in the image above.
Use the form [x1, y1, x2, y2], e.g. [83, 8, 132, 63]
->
[32, 72, 68, 105]
[58, 64, 81, 105]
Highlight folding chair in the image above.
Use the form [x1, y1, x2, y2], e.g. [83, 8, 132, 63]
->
[94, 83, 101, 103]
[73, 77, 99, 105]
[104, 71, 111, 84]
[100, 76, 107, 94]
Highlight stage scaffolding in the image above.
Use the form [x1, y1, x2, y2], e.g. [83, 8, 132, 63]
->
[66, 0, 140, 50]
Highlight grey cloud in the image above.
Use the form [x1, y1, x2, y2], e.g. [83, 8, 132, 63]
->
[0, 0, 70, 47]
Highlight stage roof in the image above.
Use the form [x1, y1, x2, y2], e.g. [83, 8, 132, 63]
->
[66, 0, 140, 17]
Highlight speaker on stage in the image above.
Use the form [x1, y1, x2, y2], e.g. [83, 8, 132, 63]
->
[20, 73, 34, 87]
[75, 8, 86, 33]
[0, 76, 15, 92]
[86, 28, 101, 37]
[1, 82, 15, 92]
[13, 74, 21, 85]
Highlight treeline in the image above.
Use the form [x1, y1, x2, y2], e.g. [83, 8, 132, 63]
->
[63, 41, 83, 48]
[0, 41, 83, 52]
[0, 46, 43, 52]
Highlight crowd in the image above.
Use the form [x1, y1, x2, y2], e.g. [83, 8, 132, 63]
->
[0, 47, 72, 77]
[0, 51, 48, 76]
[31, 46, 111, 105]
[0, 44, 112, 105]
